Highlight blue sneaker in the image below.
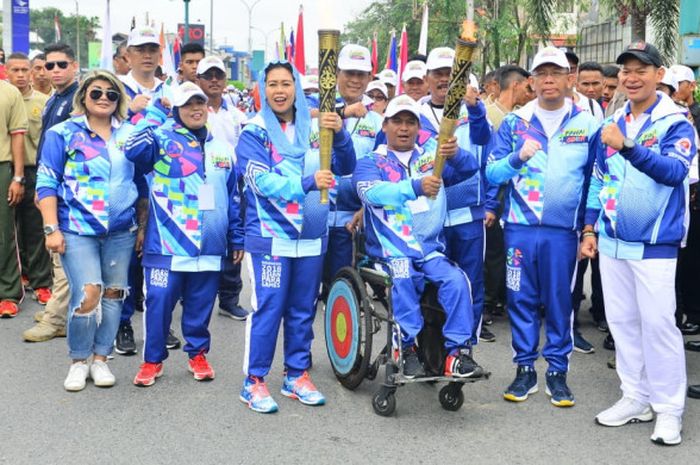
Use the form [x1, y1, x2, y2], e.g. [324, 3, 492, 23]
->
[573, 330, 595, 354]
[281, 371, 326, 406]
[504, 366, 538, 402]
[219, 305, 249, 321]
[239, 376, 278, 413]
[545, 371, 575, 407]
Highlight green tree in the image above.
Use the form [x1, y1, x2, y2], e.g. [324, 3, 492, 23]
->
[30, 7, 100, 68]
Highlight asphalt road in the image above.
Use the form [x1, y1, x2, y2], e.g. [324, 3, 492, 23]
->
[1, 271, 699, 465]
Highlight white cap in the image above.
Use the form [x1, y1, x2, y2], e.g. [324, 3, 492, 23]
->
[660, 67, 679, 92]
[530, 46, 570, 72]
[384, 94, 421, 120]
[670, 64, 696, 83]
[426, 47, 454, 71]
[377, 69, 398, 87]
[128, 26, 160, 47]
[172, 82, 209, 107]
[338, 45, 372, 73]
[196, 56, 226, 75]
[469, 73, 479, 89]
[302, 74, 319, 91]
[366, 80, 388, 99]
[402, 60, 427, 82]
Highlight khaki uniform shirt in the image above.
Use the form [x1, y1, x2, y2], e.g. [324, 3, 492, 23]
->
[0, 80, 29, 163]
[22, 89, 49, 166]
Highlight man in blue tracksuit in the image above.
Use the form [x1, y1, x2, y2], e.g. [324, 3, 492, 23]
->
[582, 42, 695, 446]
[124, 82, 244, 387]
[418, 48, 495, 345]
[353, 95, 485, 379]
[323, 44, 383, 286]
[486, 47, 599, 407]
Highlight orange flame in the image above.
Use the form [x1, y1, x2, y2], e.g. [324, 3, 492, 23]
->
[461, 19, 477, 42]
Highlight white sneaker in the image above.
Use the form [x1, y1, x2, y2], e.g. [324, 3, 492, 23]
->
[64, 362, 90, 392]
[90, 360, 116, 387]
[595, 397, 653, 427]
[651, 413, 682, 446]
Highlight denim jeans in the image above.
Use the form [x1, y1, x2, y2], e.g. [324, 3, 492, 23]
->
[61, 229, 136, 360]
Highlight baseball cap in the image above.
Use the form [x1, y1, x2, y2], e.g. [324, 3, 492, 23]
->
[378, 69, 398, 87]
[558, 47, 579, 66]
[338, 44, 372, 73]
[670, 64, 696, 83]
[366, 80, 388, 99]
[616, 41, 663, 67]
[659, 67, 678, 93]
[426, 47, 454, 71]
[302, 74, 319, 91]
[402, 60, 427, 82]
[530, 47, 570, 72]
[128, 26, 160, 47]
[172, 81, 209, 107]
[196, 56, 226, 75]
[384, 94, 421, 120]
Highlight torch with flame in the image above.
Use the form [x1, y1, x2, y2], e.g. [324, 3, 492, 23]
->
[431, 19, 479, 179]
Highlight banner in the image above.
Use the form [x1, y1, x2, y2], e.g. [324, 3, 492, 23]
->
[12, 0, 31, 53]
[88, 42, 102, 69]
[177, 23, 206, 45]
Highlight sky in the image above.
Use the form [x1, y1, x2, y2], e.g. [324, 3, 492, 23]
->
[25, 0, 375, 66]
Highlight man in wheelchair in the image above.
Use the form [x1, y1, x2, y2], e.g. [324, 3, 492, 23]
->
[352, 95, 485, 379]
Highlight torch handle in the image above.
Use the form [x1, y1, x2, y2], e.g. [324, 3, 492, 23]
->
[432, 118, 458, 179]
[319, 127, 334, 204]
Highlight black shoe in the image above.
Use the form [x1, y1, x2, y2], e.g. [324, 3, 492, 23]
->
[573, 330, 595, 354]
[479, 326, 496, 342]
[680, 322, 700, 335]
[688, 385, 700, 399]
[445, 347, 483, 378]
[603, 334, 615, 351]
[595, 320, 609, 333]
[685, 340, 700, 352]
[482, 313, 494, 326]
[114, 323, 137, 356]
[166, 329, 181, 350]
[218, 305, 249, 320]
[401, 345, 425, 379]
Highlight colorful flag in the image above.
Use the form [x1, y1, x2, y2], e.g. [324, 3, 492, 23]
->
[160, 24, 177, 83]
[278, 23, 286, 61]
[173, 36, 182, 71]
[288, 29, 295, 63]
[99, 0, 113, 71]
[54, 14, 62, 41]
[385, 31, 397, 72]
[371, 32, 378, 75]
[294, 4, 306, 74]
[418, 1, 429, 56]
[398, 25, 408, 94]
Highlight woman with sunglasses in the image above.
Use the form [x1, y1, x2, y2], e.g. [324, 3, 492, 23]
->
[236, 60, 356, 413]
[36, 70, 140, 391]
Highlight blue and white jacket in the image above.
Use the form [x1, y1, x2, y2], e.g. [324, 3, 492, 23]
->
[353, 144, 479, 260]
[236, 114, 356, 257]
[120, 72, 175, 125]
[124, 102, 244, 272]
[37, 115, 139, 236]
[486, 99, 599, 231]
[585, 92, 697, 260]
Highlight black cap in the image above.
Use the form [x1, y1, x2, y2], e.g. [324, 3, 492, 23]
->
[616, 41, 663, 67]
[558, 47, 579, 65]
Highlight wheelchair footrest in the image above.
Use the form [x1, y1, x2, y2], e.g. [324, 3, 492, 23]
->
[390, 371, 491, 385]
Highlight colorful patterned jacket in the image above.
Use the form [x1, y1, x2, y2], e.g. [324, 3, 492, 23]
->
[585, 92, 697, 260]
[353, 144, 479, 260]
[486, 99, 599, 231]
[37, 115, 139, 236]
[124, 102, 243, 272]
[236, 114, 356, 257]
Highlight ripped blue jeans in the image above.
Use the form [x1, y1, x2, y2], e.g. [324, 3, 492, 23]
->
[61, 230, 136, 360]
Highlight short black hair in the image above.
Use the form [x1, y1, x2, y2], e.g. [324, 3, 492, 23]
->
[44, 43, 76, 60]
[265, 62, 294, 81]
[31, 53, 46, 64]
[181, 43, 205, 57]
[578, 61, 604, 74]
[497, 65, 529, 90]
[602, 65, 620, 79]
[483, 70, 498, 84]
[113, 41, 127, 59]
[7, 52, 29, 62]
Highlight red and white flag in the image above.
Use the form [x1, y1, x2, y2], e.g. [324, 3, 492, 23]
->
[54, 14, 62, 41]
[294, 4, 306, 74]
[397, 25, 408, 94]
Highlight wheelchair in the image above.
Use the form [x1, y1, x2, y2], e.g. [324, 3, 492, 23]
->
[324, 233, 489, 417]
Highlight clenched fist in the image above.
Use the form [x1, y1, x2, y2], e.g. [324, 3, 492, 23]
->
[519, 139, 542, 162]
[601, 123, 625, 151]
[421, 175, 442, 197]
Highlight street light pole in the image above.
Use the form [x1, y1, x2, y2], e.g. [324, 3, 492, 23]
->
[210, 0, 214, 53]
[75, 1, 80, 66]
[184, 0, 191, 44]
[240, 0, 262, 54]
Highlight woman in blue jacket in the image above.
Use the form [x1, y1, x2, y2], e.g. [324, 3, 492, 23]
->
[236, 61, 355, 413]
[37, 70, 139, 392]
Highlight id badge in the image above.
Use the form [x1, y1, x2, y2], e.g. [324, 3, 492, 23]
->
[198, 183, 215, 210]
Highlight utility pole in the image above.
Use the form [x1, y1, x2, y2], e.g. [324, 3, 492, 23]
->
[75, 1, 80, 67]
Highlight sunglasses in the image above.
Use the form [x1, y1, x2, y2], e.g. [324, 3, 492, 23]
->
[88, 89, 120, 102]
[199, 70, 226, 81]
[45, 61, 71, 71]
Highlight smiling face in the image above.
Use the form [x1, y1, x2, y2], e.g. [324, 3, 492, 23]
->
[265, 66, 296, 121]
[619, 58, 663, 106]
[178, 96, 208, 129]
[404, 77, 429, 101]
[337, 69, 372, 104]
[383, 111, 419, 152]
[84, 79, 120, 119]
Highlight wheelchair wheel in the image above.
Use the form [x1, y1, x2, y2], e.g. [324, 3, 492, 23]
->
[372, 386, 396, 417]
[439, 383, 464, 411]
[325, 267, 373, 390]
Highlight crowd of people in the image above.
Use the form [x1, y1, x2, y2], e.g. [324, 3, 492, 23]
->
[1, 25, 699, 446]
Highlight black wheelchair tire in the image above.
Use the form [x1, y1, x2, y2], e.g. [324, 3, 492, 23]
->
[439, 383, 464, 411]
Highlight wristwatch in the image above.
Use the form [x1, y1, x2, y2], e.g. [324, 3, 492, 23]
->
[11, 176, 25, 185]
[621, 137, 635, 153]
[43, 224, 59, 236]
